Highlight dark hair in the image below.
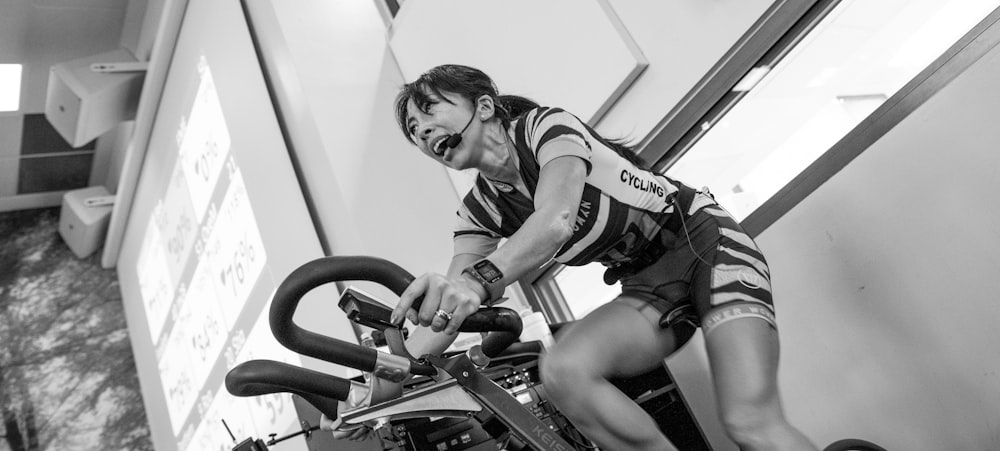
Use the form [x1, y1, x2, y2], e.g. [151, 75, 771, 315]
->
[394, 64, 645, 168]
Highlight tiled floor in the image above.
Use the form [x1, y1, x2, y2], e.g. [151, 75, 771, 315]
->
[0, 208, 152, 451]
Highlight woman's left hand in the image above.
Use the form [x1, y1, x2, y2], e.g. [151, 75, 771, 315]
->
[391, 273, 485, 335]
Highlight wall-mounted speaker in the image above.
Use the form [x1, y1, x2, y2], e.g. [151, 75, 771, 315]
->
[44, 48, 145, 148]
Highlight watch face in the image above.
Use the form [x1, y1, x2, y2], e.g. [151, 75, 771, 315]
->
[474, 260, 503, 283]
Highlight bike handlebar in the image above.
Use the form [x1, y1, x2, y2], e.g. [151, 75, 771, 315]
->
[226, 255, 524, 420]
[270, 255, 523, 376]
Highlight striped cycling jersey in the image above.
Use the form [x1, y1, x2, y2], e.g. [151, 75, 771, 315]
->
[454, 107, 693, 267]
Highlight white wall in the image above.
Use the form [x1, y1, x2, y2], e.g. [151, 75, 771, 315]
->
[89, 119, 133, 190]
[118, 0, 148, 59]
[10, 1, 127, 113]
[254, 0, 460, 286]
[94, 0, 161, 195]
[756, 32, 1000, 451]
[94, 0, 150, 195]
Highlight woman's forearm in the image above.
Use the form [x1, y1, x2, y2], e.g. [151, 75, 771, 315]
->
[476, 210, 573, 290]
[464, 154, 585, 297]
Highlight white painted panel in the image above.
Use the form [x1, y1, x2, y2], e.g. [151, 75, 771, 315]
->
[598, 0, 776, 142]
[119, 0, 148, 59]
[389, 0, 646, 124]
[0, 115, 23, 197]
[0, 114, 23, 158]
[0, 156, 19, 198]
[0, 1, 31, 60]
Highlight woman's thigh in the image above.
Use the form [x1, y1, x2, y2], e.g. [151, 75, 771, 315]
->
[704, 316, 783, 415]
[551, 296, 685, 379]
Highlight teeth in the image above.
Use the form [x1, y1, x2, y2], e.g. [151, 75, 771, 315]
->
[434, 139, 446, 155]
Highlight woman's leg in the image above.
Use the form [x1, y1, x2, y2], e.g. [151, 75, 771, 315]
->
[703, 314, 817, 451]
[670, 197, 816, 449]
[539, 298, 684, 450]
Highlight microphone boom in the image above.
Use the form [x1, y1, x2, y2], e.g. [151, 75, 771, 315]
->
[443, 112, 476, 149]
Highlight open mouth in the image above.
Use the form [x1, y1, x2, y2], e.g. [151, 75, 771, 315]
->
[432, 137, 448, 157]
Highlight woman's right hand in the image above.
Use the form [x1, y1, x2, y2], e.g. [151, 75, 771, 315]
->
[391, 272, 486, 335]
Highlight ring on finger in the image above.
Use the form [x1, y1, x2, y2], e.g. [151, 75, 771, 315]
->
[434, 309, 453, 322]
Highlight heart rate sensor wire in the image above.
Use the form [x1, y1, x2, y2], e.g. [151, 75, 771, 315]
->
[672, 193, 763, 290]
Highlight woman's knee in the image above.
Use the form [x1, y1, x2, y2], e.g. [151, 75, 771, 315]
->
[539, 345, 597, 402]
[717, 397, 784, 444]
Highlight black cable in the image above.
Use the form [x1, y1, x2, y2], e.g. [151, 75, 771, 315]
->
[674, 194, 753, 279]
[547, 410, 599, 450]
[523, 384, 598, 450]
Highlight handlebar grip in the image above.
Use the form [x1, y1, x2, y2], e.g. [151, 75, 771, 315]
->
[225, 359, 347, 420]
[270, 256, 421, 375]
[457, 307, 523, 357]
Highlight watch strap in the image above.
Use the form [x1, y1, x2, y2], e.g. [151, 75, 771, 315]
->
[461, 267, 492, 304]
[462, 259, 505, 304]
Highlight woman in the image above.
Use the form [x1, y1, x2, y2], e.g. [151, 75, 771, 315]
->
[385, 64, 816, 450]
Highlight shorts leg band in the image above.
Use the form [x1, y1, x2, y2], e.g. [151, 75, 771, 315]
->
[702, 302, 777, 336]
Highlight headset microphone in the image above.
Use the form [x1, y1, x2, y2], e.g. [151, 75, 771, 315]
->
[443, 112, 477, 149]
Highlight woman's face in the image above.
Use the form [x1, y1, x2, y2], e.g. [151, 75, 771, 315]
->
[404, 90, 480, 170]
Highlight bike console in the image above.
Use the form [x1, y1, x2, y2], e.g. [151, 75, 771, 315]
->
[338, 287, 395, 330]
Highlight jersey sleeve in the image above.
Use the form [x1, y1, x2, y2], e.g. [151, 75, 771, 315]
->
[525, 107, 593, 174]
[453, 192, 502, 257]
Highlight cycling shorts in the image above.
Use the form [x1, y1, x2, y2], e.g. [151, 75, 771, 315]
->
[615, 192, 777, 336]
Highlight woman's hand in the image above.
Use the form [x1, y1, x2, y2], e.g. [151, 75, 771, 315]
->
[391, 273, 486, 335]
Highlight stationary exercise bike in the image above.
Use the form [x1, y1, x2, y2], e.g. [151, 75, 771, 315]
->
[224, 255, 701, 450]
[225, 255, 887, 451]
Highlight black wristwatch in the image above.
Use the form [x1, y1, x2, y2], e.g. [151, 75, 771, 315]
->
[462, 259, 505, 304]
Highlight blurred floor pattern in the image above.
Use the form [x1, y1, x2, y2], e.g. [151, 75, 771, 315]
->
[0, 207, 152, 451]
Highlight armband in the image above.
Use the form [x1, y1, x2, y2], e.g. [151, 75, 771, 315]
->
[461, 259, 505, 304]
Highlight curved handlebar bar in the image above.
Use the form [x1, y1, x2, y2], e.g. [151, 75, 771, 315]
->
[225, 359, 345, 419]
[269, 256, 523, 377]
[269, 256, 421, 374]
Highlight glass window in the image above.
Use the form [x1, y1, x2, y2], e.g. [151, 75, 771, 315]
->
[553, 263, 621, 319]
[0, 64, 22, 112]
[667, 0, 1000, 221]
[542, 0, 999, 319]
